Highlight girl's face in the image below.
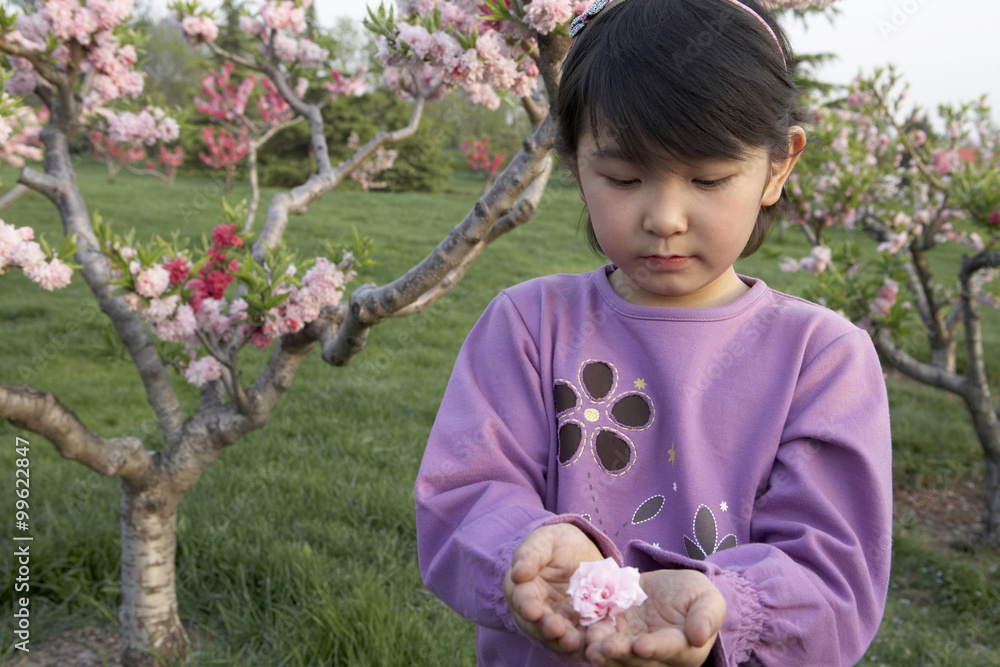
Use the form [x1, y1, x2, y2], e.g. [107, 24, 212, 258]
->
[575, 126, 803, 308]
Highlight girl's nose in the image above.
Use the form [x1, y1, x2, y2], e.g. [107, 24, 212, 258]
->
[642, 183, 688, 237]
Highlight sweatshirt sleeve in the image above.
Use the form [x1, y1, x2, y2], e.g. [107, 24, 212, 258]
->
[414, 292, 620, 635]
[628, 329, 892, 665]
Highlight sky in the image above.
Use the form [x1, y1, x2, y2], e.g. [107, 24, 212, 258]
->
[148, 0, 1000, 117]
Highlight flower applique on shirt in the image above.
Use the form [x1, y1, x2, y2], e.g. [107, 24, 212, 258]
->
[554, 359, 655, 476]
[684, 504, 737, 560]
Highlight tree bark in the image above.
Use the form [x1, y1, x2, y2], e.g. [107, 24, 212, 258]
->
[0, 183, 32, 211]
[959, 252, 1000, 547]
[118, 479, 188, 667]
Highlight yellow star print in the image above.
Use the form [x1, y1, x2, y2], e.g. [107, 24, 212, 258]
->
[634, 378, 647, 390]
[668, 443, 676, 465]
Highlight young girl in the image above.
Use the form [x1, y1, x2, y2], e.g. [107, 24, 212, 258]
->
[416, 0, 892, 664]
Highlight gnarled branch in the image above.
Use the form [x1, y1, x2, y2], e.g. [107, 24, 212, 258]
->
[872, 329, 966, 396]
[322, 116, 555, 365]
[0, 384, 153, 480]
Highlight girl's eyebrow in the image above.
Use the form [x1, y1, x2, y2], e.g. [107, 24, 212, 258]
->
[588, 146, 631, 161]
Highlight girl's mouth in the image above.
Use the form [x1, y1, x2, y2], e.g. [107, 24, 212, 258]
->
[643, 255, 693, 270]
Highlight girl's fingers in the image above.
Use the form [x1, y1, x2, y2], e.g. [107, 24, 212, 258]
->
[630, 627, 689, 660]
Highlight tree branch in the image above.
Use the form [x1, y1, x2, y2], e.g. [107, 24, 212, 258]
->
[872, 329, 967, 396]
[23, 121, 187, 444]
[204, 39, 267, 73]
[0, 384, 153, 480]
[322, 116, 555, 365]
[253, 94, 426, 260]
[960, 252, 1000, 388]
[0, 183, 32, 211]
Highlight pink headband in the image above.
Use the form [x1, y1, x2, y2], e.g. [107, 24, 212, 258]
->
[569, 0, 788, 71]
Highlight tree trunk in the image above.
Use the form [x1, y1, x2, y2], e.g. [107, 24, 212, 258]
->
[984, 451, 1000, 548]
[930, 340, 956, 374]
[119, 478, 188, 667]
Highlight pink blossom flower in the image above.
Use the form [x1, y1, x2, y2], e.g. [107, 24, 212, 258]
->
[989, 211, 1000, 226]
[153, 303, 197, 342]
[181, 14, 219, 43]
[13, 241, 46, 269]
[273, 32, 299, 62]
[229, 297, 249, 321]
[7, 70, 39, 97]
[798, 245, 833, 275]
[197, 298, 233, 337]
[145, 295, 180, 322]
[877, 232, 909, 255]
[297, 39, 329, 68]
[240, 15, 267, 37]
[24, 258, 73, 290]
[250, 329, 274, 349]
[779, 257, 800, 273]
[524, 0, 573, 35]
[871, 279, 898, 317]
[164, 257, 192, 285]
[211, 223, 243, 249]
[136, 264, 171, 298]
[302, 257, 350, 306]
[184, 356, 224, 386]
[567, 558, 647, 627]
[13, 13, 51, 51]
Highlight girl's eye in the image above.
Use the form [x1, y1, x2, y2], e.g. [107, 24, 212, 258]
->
[605, 177, 639, 188]
[694, 177, 732, 189]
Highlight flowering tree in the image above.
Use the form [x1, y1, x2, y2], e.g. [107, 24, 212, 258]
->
[462, 134, 506, 194]
[0, 0, 839, 664]
[194, 62, 322, 226]
[782, 67, 1000, 546]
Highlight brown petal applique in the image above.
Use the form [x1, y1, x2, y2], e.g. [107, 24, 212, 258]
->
[582, 361, 615, 400]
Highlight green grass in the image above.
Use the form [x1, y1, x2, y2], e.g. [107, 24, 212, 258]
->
[1, 161, 998, 665]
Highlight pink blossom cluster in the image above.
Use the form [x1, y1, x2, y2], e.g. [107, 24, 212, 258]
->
[257, 77, 303, 124]
[524, 0, 573, 35]
[157, 145, 185, 175]
[870, 279, 898, 318]
[196, 64, 255, 122]
[779, 245, 833, 275]
[0, 105, 43, 169]
[7, 0, 143, 105]
[0, 221, 73, 291]
[184, 355, 223, 386]
[346, 133, 398, 191]
[199, 127, 249, 170]
[461, 136, 505, 175]
[102, 107, 181, 146]
[567, 558, 647, 627]
[116, 222, 356, 385]
[324, 70, 367, 101]
[378, 0, 541, 109]
[181, 14, 219, 43]
[260, 0, 310, 35]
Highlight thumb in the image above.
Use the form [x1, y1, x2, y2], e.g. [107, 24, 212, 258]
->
[510, 528, 554, 584]
[684, 587, 726, 648]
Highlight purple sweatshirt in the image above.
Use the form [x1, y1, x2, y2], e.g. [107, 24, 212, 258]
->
[416, 266, 892, 665]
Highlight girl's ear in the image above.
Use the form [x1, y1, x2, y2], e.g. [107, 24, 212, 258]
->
[761, 126, 807, 206]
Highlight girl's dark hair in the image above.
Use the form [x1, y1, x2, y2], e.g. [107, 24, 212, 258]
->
[555, 0, 803, 257]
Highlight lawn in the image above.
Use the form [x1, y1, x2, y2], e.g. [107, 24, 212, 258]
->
[1, 162, 998, 665]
